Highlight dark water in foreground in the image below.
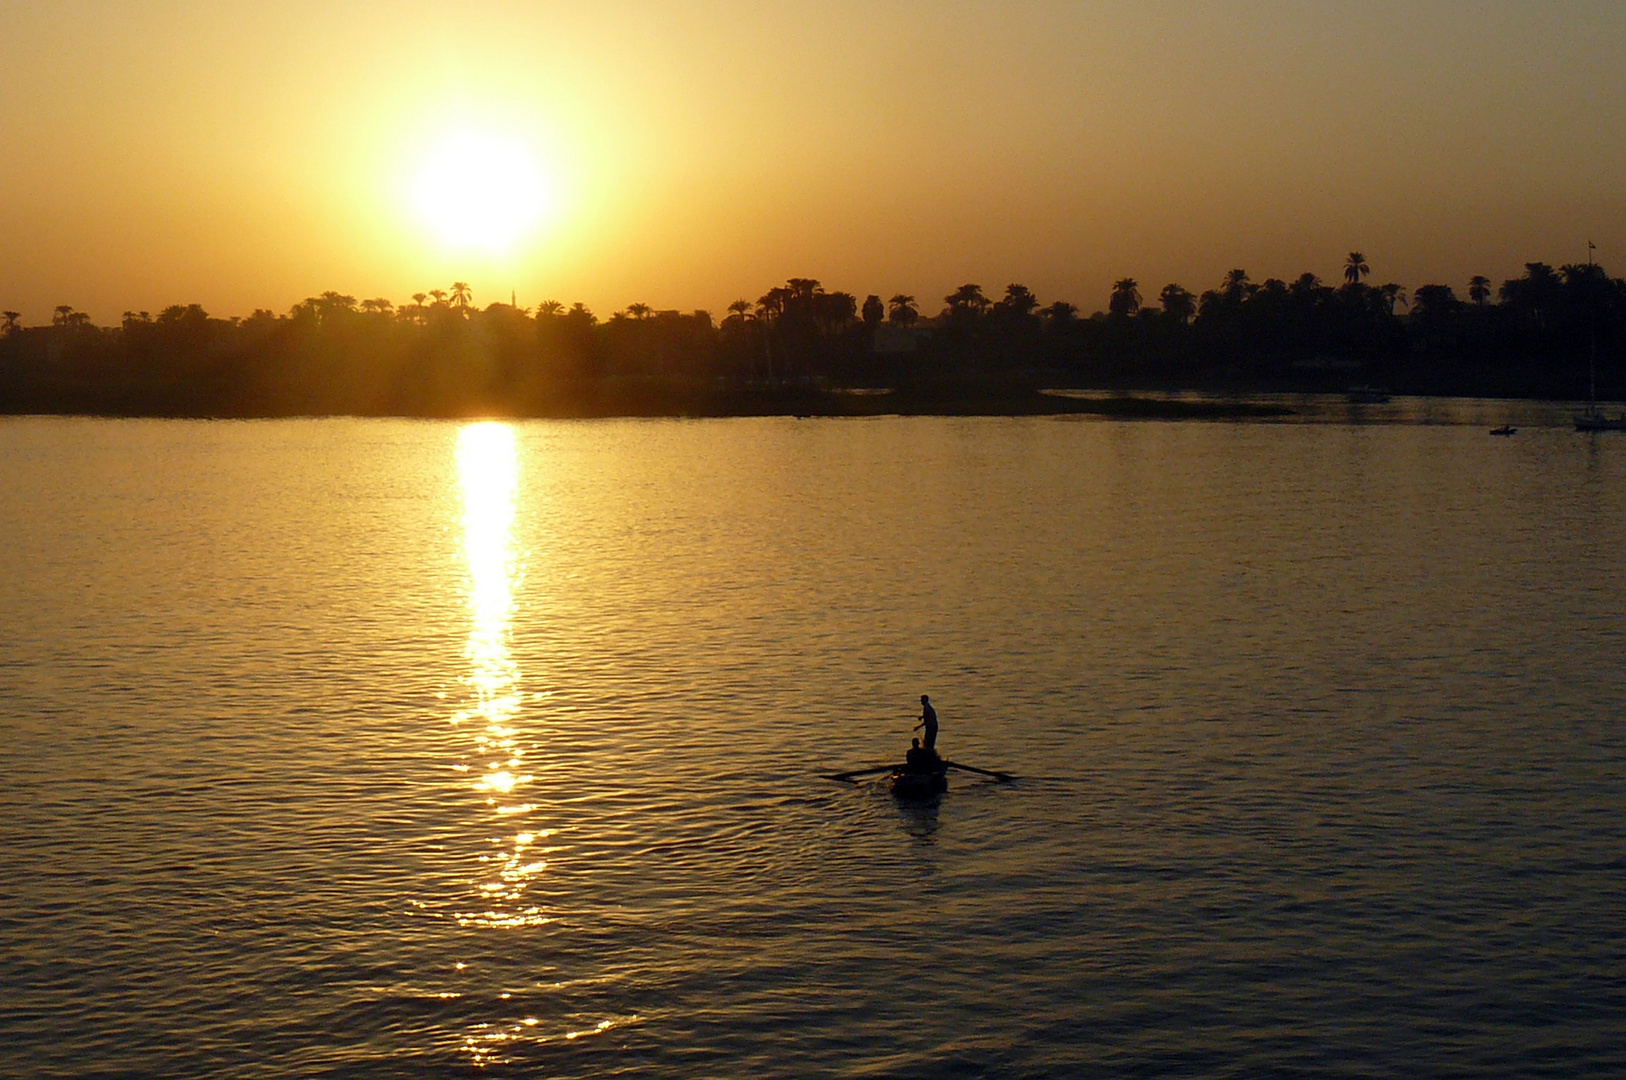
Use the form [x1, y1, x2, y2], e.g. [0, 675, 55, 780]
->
[2, 413, 1624, 1078]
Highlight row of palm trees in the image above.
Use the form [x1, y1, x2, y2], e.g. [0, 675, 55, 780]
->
[3, 253, 1620, 417]
[704, 253, 1501, 337]
[8, 252, 1609, 343]
[1094, 255, 1509, 327]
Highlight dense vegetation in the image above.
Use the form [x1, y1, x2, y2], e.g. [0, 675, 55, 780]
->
[2, 254, 1621, 417]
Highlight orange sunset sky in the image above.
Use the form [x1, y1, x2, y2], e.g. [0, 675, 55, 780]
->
[2, 0, 1623, 324]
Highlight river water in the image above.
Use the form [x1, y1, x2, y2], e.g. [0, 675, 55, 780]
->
[2, 411, 1623, 1078]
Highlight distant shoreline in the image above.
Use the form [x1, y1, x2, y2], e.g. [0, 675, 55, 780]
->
[10, 383, 1623, 423]
[0, 386, 1299, 422]
[3, 259, 1620, 419]
[507, 386, 1302, 421]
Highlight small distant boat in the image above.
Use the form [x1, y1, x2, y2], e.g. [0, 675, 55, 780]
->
[823, 753, 1013, 795]
[1490, 425, 1517, 436]
[1347, 385, 1392, 404]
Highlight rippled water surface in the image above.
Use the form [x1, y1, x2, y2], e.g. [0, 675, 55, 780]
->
[3, 414, 1624, 1078]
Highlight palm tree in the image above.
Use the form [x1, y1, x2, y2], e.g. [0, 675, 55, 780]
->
[449, 281, 472, 312]
[1290, 272, 1324, 300]
[1158, 284, 1195, 323]
[52, 305, 75, 327]
[1378, 283, 1406, 314]
[943, 284, 988, 321]
[1344, 252, 1370, 286]
[1499, 262, 1561, 329]
[785, 278, 822, 303]
[1467, 275, 1491, 306]
[2, 311, 20, 334]
[1413, 283, 1458, 308]
[1108, 278, 1141, 318]
[754, 289, 790, 381]
[726, 299, 752, 322]
[626, 302, 651, 320]
[861, 294, 884, 327]
[996, 284, 1039, 317]
[316, 292, 358, 321]
[814, 291, 858, 335]
[428, 289, 448, 306]
[887, 294, 918, 326]
[756, 288, 788, 323]
[537, 300, 564, 318]
[1411, 284, 1460, 330]
[1221, 268, 1252, 297]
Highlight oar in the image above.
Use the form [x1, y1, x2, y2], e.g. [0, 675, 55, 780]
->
[821, 763, 903, 783]
[944, 760, 1016, 782]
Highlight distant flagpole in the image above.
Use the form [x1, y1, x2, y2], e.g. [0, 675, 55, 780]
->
[1588, 240, 1596, 266]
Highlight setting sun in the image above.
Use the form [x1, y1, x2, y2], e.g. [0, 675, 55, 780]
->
[412, 132, 554, 252]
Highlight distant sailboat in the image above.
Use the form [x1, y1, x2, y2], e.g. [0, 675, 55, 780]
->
[1574, 409, 1626, 432]
[1574, 243, 1626, 431]
[1574, 346, 1626, 431]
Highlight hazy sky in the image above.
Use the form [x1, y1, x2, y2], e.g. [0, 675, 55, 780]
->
[3, 0, 1624, 323]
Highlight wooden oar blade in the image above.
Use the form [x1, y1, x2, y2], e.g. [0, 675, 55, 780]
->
[944, 760, 1016, 782]
[821, 763, 904, 782]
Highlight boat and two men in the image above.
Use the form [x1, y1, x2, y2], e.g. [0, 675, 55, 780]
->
[823, 694, 1014, 797]
[897, 695, 947, 797]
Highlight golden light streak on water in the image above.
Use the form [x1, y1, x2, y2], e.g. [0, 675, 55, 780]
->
[451, 423, 548, 936]
[458, 422, 520, 728]
[451, 422, 563, 1065]
[449, 424, 634, 1067]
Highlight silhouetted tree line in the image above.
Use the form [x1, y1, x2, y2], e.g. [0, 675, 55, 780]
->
[2, 254, 1621, 416]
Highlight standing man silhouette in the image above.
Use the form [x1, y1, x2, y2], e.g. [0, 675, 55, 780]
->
[914, 694, 938, 752]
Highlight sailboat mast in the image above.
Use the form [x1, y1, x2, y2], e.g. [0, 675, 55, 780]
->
[1591, 324, 1597, 407]
[1571, 241, 1624, 429]
[1588, 241, 1598, 409]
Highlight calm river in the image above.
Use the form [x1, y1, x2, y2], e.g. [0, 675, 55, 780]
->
[2, 411, 1623, 1077]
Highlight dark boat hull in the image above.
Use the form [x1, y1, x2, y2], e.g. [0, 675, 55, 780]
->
[889, 768, 948, 798]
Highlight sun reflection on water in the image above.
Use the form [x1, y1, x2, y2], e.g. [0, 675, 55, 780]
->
[450, 423, 635, 1066]
[452, 423, 548, 929]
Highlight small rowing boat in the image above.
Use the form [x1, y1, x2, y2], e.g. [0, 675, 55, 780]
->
[822, 751, 1014, 792]
[889, 763, 948, 799]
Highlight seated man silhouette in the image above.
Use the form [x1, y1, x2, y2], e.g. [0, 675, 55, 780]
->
[904, 738, 938, 773]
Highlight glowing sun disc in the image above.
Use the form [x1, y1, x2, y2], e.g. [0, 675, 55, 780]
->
[414, 133, 552, 251]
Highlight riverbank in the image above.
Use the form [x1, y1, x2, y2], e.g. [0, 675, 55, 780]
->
[0, 384, 1296, 421]
[508, 384, 1299, 421]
